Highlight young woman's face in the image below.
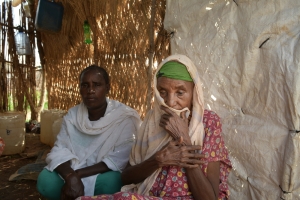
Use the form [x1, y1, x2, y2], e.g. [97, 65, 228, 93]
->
[80, 69, 109, 110]
[157, 77, 194, 110]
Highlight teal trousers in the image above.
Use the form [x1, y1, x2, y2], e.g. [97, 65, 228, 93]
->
[37, 169, 122, 200]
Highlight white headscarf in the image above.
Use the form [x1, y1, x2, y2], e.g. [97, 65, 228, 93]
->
[122, 54, 205, 195]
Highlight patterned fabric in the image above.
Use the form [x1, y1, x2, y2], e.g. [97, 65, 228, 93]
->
[201, 110, 231, 199]
[148, 166, 193, 199]
[76, 110, 231, 200]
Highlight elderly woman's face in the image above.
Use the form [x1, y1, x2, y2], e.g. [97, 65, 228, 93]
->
[157, 77, 194, 110]
[80, 69, 109, 110]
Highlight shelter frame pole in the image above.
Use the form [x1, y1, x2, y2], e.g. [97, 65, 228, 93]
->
[146, 0, 156, 112]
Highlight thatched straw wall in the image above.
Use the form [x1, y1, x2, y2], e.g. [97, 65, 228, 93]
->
[40, 0, 170, 117]
[0, 1, 39, 119]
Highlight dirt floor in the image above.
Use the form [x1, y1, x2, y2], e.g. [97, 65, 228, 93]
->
[0, 133, 50, 200]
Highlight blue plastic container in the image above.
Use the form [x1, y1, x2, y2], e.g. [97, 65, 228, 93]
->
[35, 0, 64, 33]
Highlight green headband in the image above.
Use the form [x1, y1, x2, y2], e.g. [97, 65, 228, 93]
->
[157, 61, 193, 82]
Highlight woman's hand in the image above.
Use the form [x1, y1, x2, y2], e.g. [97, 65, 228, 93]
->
[55, 161, 84, 199]
[60, 172, 84, 200]
[159, 106, 191, 145]
[155, 139, 205, 168]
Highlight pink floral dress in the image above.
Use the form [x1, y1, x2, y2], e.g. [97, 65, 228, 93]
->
[78, 110, 231, 200]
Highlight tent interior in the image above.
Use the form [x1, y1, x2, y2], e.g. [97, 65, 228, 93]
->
[0, 0, 299, 199]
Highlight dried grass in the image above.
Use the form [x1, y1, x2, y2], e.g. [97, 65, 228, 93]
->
[1, 0, 170, 118]
[41, 0, 170, 117]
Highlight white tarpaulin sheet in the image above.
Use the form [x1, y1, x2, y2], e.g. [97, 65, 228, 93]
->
[164, 0, 300, 199]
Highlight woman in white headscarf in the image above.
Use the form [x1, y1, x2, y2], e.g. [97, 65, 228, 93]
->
[77, 54, 231, 200]
[37, 65, 141, 200]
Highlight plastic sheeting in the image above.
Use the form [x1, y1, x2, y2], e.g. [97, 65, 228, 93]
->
[164, 0, 300, 199]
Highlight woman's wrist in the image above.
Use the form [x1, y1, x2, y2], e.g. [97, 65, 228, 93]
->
[174, 130, 192, 146]
[154, 150, 165, 168]
[63, 170, 76, 180]
[183, 137, 192, 146]
[74, 169, 81, 178]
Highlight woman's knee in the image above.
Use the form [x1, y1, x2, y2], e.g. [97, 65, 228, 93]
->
[94, 171, 122, 195]
[36, 169, 64, 200]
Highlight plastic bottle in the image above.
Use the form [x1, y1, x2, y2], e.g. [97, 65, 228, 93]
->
[15, 26, 32, 55]
[83, 20, 92, 44]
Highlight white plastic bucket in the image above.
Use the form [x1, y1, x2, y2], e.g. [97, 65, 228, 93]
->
[0, 112, 25, 155]
[40, 109, 66, 146]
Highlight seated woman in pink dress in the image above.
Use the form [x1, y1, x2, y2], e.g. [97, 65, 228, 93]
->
[77, 54, 232, 200]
